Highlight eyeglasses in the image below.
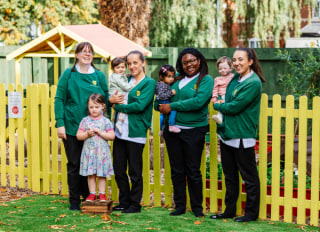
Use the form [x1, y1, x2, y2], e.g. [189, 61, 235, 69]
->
[182, 59, 198, 66]
[80, 51, 93, 55]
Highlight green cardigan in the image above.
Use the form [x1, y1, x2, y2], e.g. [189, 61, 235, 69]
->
[214, 72, 262, 140]
[54, 68, 109, 136]
[114, 75, 156, 138]
[155, 74, 214, 127]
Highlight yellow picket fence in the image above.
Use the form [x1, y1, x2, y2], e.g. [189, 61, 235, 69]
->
[0, 83, 319, 226]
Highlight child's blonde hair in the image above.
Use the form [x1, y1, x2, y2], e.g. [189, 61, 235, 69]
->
[217, 56, 232, 69]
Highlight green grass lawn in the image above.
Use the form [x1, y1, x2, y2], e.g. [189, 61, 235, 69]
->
[0, 195, 317, 232]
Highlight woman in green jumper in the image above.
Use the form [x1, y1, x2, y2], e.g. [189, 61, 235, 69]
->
[112, 50, 156, 213]
[158, 48, 214, 217]
[210, 48, 265, 222]
[54, 42, 123, 210]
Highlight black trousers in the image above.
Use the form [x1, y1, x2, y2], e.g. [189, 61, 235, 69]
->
[163, 125, 207, 213]
[113, 137, 145, 209]
[220, 140, 260, 219]
[63, 135, 89, 205]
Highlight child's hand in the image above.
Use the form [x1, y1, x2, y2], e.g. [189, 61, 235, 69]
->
[92, 128, 102, 136]
[216, 100, 224, 103]
[172, 89, 176, 95]
[87, 128, 95, 137]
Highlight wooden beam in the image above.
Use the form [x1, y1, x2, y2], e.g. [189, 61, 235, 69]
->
[65, 41, 77, 54]
[46, 40, 61, 54]
[60, 33, 65, 54]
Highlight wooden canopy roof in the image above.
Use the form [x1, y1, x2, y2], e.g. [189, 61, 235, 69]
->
[6, 24, 152, 61]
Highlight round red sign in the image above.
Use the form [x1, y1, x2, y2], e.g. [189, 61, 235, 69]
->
[12, 106, 19, 114]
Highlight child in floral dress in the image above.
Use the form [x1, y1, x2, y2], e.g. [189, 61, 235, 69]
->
[77, 93, 115, 202]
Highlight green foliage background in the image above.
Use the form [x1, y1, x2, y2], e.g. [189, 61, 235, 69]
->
[0, 0, 99, 45]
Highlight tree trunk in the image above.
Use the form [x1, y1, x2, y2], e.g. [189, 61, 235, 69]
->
[96, 0, 151, 47]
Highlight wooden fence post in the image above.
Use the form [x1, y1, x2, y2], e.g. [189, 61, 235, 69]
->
[259, 93, 269, 219]
[297, 96, 308, 224]
[30, 84, 40, 192]
[40, 84, 50, 192]
[17, 84, 24, 188]
[283, 95, 294, 222]
[50, 86, 59, 194]
[152, 109, 161, 207]
[8, 84, 16, 187]
[0, 83, 6, 187]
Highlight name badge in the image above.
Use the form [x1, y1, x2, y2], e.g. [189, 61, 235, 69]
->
[92, 81, 97, 85]
[137, 90, 140, 96]
[194, 84, 197, 90]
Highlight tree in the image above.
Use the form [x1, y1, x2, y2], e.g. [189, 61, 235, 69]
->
[150, 0, 225, 47]
[232, 0, 316, 47]
[0, 0, 99, 45]
[96, 0, 152, 47]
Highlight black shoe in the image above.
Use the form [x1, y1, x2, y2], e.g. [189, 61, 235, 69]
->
[112, 205, 128, 211]
[69, 203, 80, 211]
[169, 209, 186, 216]
[122, 206, 141, 213]
[194, 211, 204, 217]
[210, 213, 234, 219]
[234, 216, 256, 222]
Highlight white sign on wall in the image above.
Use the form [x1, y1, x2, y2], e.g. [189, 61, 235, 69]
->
[8, 92, 23, 118]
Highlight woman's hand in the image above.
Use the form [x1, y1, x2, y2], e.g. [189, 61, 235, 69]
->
[109, 90, 125, 104]
[159, 104, 171, 115]
[57, 127, 67, 140]
[215, 100, 224, 104]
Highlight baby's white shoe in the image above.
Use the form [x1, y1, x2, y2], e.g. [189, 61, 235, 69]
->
[212, 115, 222, 125]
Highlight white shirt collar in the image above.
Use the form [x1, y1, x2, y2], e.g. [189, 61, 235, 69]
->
[238, 70, 254, 82]
[76, 64, 95, 74]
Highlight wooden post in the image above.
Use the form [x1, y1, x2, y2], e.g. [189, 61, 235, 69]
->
[15, 59, 21, 86]
[54, 57, 59, 85]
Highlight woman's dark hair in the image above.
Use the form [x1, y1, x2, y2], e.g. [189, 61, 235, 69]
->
[175, 48, 209, 90]
[71, 42, 98, 72]
[235, 48, 265, 83]
[126, 50, 146, 72]
[111, 57, 126, 70]
[159, 64, 176, 80]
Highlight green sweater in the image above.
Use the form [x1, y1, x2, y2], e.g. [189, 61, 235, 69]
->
[155, 74, 214, 127]
[114, 75, 156, 138]
[54, 68, 109, 136]
[214, 72, 262, 140]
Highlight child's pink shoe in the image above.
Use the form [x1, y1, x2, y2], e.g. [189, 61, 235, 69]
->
[86, 194, 96, 202]
[169, 126, 181, 133]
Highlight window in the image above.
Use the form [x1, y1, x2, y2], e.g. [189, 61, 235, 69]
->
[313, 0, 320, 19]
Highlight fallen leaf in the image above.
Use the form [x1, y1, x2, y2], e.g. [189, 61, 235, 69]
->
[59, 214, 67, 218]
[194, 221, 201, 225]
[145, 228, 155, 230]
[101, 215, 111, 221]
[115, 213, 120, 219]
